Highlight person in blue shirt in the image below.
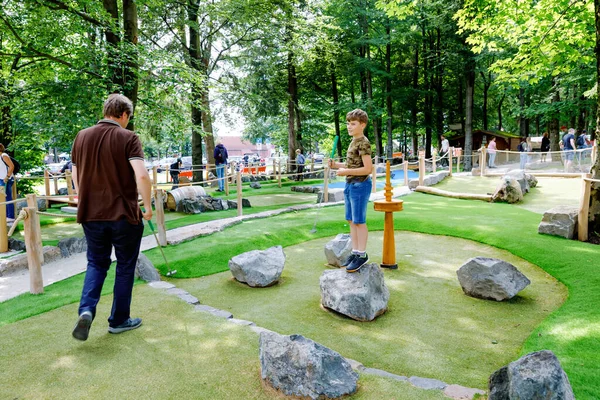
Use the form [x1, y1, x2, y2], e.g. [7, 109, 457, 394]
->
[562, 128, 576, 172]
[213, 141, 228, 192]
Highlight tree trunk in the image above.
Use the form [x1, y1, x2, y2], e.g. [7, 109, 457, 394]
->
[122, 0, 138, 129]
[497, 93, 505, 131]
[435, 28, 444, 147]
[519, 88, 527, 137]
[187, 0, 204, 182]
[481, 72, 490, 131]
[385, 22, 393, 160]
[464, 59, 475, 171]
[411, 45, 419, 156]
[331, 69, 343, 158]
[550, 86, 561, 161]
[590, 0, 600, 236]
[423, 30, 432, 159]
[103, 0, 123, 92]
[287, 49, 299, 162]
[201, 89, 216, 173]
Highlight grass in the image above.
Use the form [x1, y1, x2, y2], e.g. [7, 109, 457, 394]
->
[0, 285, 448, 400]
[1, 184, 599, 398]
[176, 231, 566, 389]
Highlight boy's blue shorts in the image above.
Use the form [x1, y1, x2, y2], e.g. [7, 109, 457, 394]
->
[344, 177, 372, 224]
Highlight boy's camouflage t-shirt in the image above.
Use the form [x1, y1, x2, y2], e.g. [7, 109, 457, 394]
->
[345, 136, 371, 182]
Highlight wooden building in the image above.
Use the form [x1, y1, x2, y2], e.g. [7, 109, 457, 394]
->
[447, 130, 521, 151]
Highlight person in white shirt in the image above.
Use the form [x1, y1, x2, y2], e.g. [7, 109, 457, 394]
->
[0, 144, 15, 222]
[440, 135, 450, 167]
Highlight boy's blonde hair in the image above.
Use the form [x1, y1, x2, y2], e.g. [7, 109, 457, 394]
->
[346, 109, 368, 124]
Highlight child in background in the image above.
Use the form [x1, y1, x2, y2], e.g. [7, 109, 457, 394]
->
[328, 109, 373, 273]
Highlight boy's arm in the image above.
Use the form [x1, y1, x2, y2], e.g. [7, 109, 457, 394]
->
[336, 154, 372, 176]
[328, 159, 345, 169]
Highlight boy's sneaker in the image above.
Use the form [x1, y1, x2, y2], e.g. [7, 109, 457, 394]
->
[108, 318, 142, 334]
[342, 254, 358, 267]
[72, 311, 93, 341]
[346, 254, 368, 273]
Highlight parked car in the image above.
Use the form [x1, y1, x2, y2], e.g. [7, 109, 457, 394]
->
[312, 153, 325, 163]
[181, 156, 192, 170]
[47, 162, 66, 174]
[154, 157, 178, 173]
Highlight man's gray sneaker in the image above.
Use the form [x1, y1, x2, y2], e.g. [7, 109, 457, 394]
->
[72, 311, 93, 341]
[108, 317, 142, 334]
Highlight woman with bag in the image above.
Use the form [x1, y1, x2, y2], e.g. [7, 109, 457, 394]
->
[0, 144, 16, 222]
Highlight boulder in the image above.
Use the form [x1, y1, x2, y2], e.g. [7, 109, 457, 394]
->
[250, 182, 262, 189]
[176, 198, 203, 214]
[135, 253, 161, 282]
[538, 206, 579, 239]
[492, 178, 523, 203]
[489, 350, 574, 400]
[408, 171, 450, 190]
[58, 188, 69, 196]
[317, 188, 345, 203]
[504, 170, 530, 193]
[259, 331, 358, 399]
[8, 238, 26, 251]
[456, 257, 531, 301]
[320, 263, 389, 321]
[324, 234, 352, 267]
[57, 237, 87, 258]
[229, 245, 286, 287]
[15, 199, 47, 215]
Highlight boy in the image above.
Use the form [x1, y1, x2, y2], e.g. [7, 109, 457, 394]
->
[329, 109, 373, 273]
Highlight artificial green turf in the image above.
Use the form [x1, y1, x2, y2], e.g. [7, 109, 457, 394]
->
[176, 231, 566, 389]
[0, 285, 448, 400]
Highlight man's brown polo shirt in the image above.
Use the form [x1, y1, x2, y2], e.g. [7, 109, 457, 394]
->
[71, 120, 144, 224]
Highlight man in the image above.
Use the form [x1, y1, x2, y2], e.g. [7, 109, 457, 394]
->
[562, 128, 576, 172]
[295, 149, 306, 181]
[440, 135, 450, 167]
[71, 94, 152, 341]
[213, 141, 228, 192]
[170, 157, 182, 190]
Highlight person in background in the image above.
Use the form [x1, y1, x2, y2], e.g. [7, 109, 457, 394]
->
[439, 135, 450, 167]
[541, 132, 550, 162]
[518, 137, 528, 170]
[0, 144, 15, 222]
[214, 141, 228, 192]
[562, 128, 576, 172]
[295, 149, 306, 181]
[169, 157, 182, 190]
[487, 136, 497, 168]
[70, 93, 152, 341]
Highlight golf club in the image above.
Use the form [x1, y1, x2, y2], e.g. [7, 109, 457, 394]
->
[142, 207, 177, 277]
[310, 135, 340, 233]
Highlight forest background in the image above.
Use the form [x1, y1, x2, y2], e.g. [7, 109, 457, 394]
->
[1, 0, 599, 228]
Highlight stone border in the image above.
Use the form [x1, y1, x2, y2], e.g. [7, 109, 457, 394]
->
[147, 280, 486, 400]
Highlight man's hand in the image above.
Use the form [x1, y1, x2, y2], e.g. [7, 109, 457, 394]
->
[141, 207, 153, 221]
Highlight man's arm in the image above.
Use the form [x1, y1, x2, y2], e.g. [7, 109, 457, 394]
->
[72, 165, 79, 194]
[130, 159, 152, 220]
[3, 155, 14, 182]
[570, 138, 576, 150]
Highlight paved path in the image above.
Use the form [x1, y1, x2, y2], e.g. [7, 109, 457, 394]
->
[0, 186, 411, 303]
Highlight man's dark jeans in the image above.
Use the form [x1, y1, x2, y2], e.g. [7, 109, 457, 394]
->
[170, 172, 180, 190]
[78, 219, 144, 327]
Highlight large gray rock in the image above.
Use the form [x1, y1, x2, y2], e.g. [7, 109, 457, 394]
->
[538, 206, 579, 239]
[8, 238, 26, 251]
[492, 178, 523, 203]
[504, 170, 531, 193]
[259, 331, 358, 399]
[457, 257, 531, 301]
[135, 253, 161, 282]
[324, 234, 352, 267]
[57, 237, 87, 258]
[250, 182, 262, 189]
[320, 263, 389, 321]
[317, 188, 345, 203]
[229, 245, 286, 287]
[15, 199, 47, 215]
[408, 171, 450, 190]
[176, 198, 203, 214]
[489, 350, 574, 400]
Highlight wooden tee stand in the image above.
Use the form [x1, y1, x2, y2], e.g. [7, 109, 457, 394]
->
[373, 160, 403, 269]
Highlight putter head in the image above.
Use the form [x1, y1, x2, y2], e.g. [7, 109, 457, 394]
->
[166, 270, 177, 277]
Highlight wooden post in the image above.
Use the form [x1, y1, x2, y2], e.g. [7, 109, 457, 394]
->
[165, 164, 170, 183]
[403, 161, 409, 186]
[65, 170, 74, 201]
[278, 160, 282, 188]
[12, 177, 17, 201]
[418, 151, 425, 187]
[578, 174, 592, 242]
[457, 151, 462, 173]
[0, 188, 7, 253]
[44, 170, 51, 208]
[225, 171, 230, 196]
[23, 207, 44, 294]
[152, 166, 158, 189]
[236, 170, 243, 217]
[505, 150, 510, 164]
[53, 174, 59, 195]
[26, 194, 44, 262]
[311, 157, 315, 172]
[371, 165, 377, 192]
[154, 189, 167, 246]
[481, 147, 487, 176]
[272, 159, 277, 179]
[432, 152, 436, 173]
[448, 147, 454, 177]
[592, 144, 597, 165]
[323, 165, 330, 203]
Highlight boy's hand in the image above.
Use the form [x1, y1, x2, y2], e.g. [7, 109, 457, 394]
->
[328, 159, 335, 169]
[336, 168, 348, 176]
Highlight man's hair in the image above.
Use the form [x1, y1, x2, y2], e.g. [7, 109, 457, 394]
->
[568, 128, 576, 134]
[103, 94, 133, 119]
[295, 149, 301, 153]
[0, 144, 4, 153]
[560, 125, 567, 130]
[346, 109, 368, 124]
